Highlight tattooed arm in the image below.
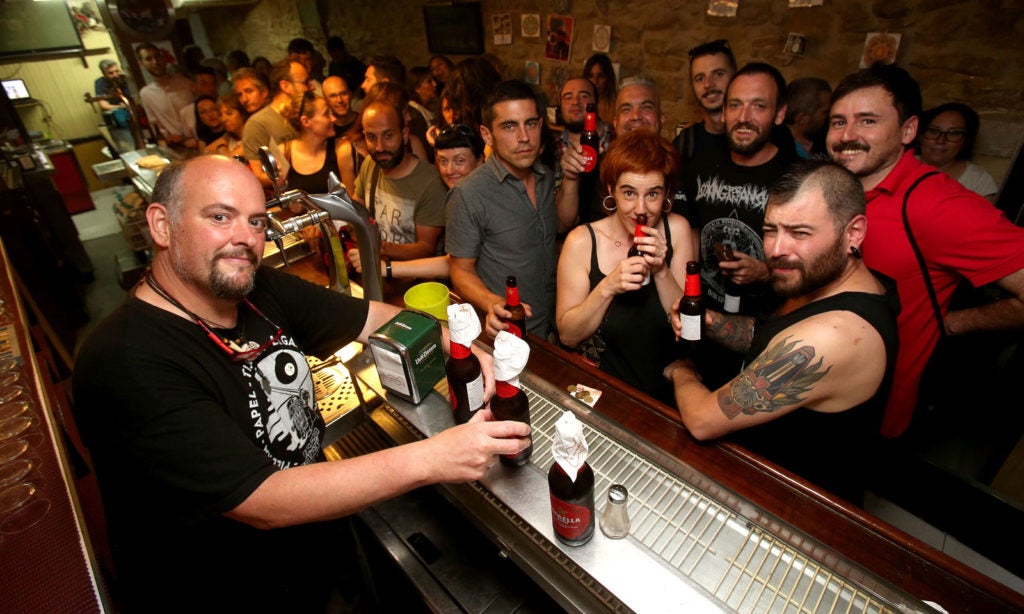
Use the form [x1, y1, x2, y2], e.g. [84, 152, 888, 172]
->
[663, 311, 886, 440]
[705, 310, 755, 353]
[669, 303, 755, 352]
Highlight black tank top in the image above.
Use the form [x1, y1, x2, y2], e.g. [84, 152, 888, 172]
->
[728, 284, 900, 504]
[585, 216, 679, 404]
[286, 137, 339, 195]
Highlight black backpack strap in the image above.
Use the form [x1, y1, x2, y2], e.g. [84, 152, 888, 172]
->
[901, 170, 944, 336]
[368, 163, 381, 220]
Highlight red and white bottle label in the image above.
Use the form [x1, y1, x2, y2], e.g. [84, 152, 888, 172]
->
[550, 495, 592, 539]
[581, 145, 597, 173]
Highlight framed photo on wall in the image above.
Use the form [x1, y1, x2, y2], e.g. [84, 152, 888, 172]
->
[423, 3, 484, 55]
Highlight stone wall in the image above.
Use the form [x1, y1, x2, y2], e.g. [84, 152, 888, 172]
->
[198, 0, 1024, 180]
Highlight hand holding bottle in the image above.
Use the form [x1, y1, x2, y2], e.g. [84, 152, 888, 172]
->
[425, 409, 533, 482]
[718, 250, 770, 285]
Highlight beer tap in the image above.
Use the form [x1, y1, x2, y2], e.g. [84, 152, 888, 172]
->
[258, 146, 383, 301]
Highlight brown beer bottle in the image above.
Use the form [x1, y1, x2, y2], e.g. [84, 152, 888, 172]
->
[626, 213, 650, 286]
[549, 411, 595, 546]
[490, 380, 533, 467]
[502, 275, 527, 338]
[447, 341, 484, 424]
[679, 261, 703, 341]
[580, 103, 599, 174]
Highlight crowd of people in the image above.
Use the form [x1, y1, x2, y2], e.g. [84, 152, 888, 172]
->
[79, 35, 1024, 610]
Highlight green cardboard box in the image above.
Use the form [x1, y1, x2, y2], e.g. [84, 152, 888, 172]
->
[368, 310, 445, 404]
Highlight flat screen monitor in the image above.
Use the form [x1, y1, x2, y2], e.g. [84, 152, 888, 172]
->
[0, 0, 84, 60]
[2, 79, 32, 102]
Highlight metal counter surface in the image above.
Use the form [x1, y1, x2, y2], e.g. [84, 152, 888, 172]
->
[342, 347, 934, 614]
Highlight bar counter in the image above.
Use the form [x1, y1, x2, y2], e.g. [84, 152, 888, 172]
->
[323, 281, 1024, 612]
[0, 241, 107, 612]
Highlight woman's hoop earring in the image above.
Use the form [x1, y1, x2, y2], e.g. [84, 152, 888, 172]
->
[602, 195, 617, 212]
[662, 199, 672, 213]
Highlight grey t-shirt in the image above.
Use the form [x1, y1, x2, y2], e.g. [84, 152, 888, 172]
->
[355, 157, 447, 251]
[242, 104, 297, 161]
[446, 155, 557, 337]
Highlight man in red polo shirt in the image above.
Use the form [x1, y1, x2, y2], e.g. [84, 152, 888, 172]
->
[827, 63, 1024, 438]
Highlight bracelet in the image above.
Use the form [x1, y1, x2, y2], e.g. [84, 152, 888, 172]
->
[385, 257, 393, 282]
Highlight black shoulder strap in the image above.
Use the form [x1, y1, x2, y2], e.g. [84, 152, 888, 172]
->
[901, 170, 944, 336]
[368, 163, 381, 220]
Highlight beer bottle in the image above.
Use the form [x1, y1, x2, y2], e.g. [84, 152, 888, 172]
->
[491, 331, 532, 467]
[719, 245, 741, 313]
[549, 411, 595, 546]
[626, 213, 650, 286]
[502, 275, 527, 338]
[580, 103, 599, 174]
[446, 304, 485, 424]
[679, 261, 703, 341]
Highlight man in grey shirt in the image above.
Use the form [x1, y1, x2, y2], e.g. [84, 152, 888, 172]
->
[447, 80, 575, 339]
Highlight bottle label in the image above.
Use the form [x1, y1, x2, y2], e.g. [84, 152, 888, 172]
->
[465, 373, 485, 412]
[504, 320, 524, 338]
[581, 144, 597, 173]
[550, 494, 592, 539]
[723, 293, 740, 313]
[681, 314, 701, 341]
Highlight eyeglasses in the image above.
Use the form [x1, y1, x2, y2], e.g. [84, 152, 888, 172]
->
[439, 124, 475, 138]
[688, 39, 731, 60]
[196, 298, 284, 362]
[922, 127, 966, 143]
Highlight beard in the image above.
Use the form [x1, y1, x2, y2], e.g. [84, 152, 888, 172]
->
[768, 236, 847, 298]
[172, 245, 258, 300]
[372, 143, 405, 170]
[563, 118, 584, 133]
[728, 121, 772, 155]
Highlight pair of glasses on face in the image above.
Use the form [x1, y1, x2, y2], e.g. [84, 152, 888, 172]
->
[197, 298, 284, 362]
[922, 127, 966, 143]
[439, 124, 474, 138]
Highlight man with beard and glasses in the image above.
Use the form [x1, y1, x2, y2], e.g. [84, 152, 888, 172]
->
[72, 155, 529, 612]
[554, 77, 614, 226]
[682, 62, 796, 387]
[664, 160, 899, 505]
[351, 100, 447, 264]
[827, 63, 1024, 439]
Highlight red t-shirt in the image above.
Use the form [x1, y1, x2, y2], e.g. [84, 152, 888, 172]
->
[863, 150, 1024, 437]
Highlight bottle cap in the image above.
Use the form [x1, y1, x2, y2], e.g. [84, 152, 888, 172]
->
[447, 303, 482, 346]
[493, 331, 529, 383]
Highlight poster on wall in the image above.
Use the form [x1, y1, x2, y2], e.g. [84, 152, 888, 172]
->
[860, 32, 901, 68]
[525, 61, 540, 84]
[492, 13, 512, 45]
[593, 25, 611, 53]
[707, 0, 738, 18]
[545, 15, 573, 62]
[521, 14, 541, 38]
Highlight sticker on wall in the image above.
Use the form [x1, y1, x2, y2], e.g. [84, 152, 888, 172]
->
[860, 32, 901, 68]
[525, 61, 540, 85]
[593, 25, 611, 53]
[788, 0, 824, 7]
[707, 0, 738, 17]
[522, 14, 541, 38]
[493, 13, 512, 45]
[545, 14, 574, 62]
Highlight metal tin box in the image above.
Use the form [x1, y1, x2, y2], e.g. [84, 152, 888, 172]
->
[368, 310, 445, 404]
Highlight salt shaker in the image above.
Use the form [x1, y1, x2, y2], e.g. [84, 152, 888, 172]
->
[599, 484, 630, 539]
